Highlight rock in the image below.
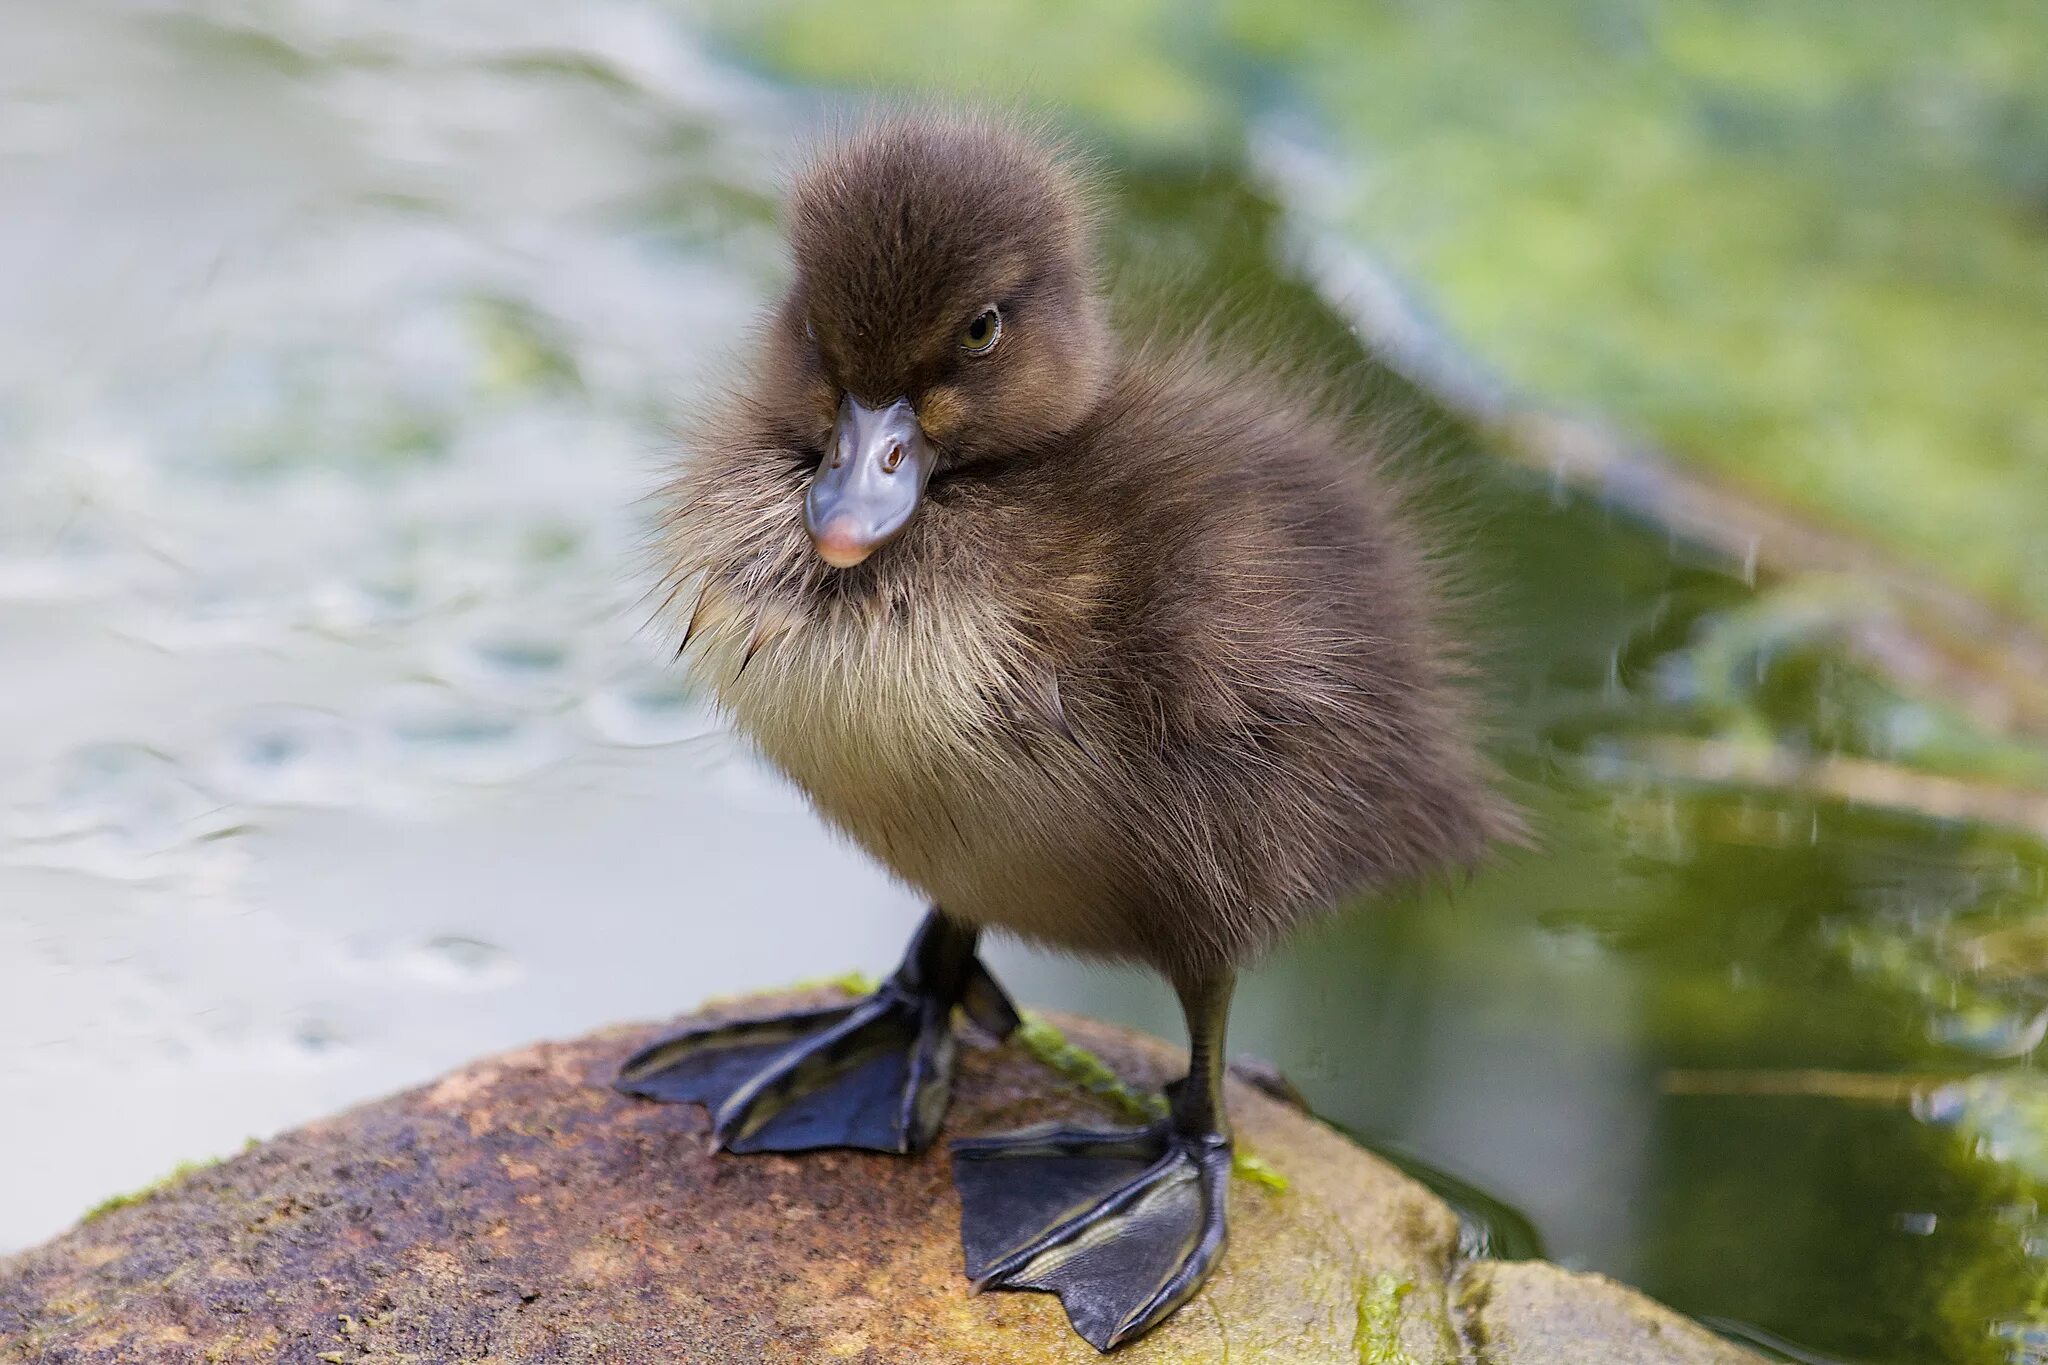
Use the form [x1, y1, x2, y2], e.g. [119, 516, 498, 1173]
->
[0, 991, 1763, 1364]
[1457, 1262, 1763, 1365]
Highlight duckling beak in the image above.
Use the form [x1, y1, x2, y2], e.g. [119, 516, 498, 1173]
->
[805, 396, 934, 569]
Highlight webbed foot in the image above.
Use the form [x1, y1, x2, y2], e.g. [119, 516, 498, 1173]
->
[615, 911, 1016, 1154]
[951, 1119, 1230, 1352]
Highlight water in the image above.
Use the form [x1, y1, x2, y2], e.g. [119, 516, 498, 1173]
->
[5, 6, 2047, 1363]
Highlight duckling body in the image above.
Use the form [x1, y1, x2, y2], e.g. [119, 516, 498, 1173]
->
[617, 114, 1512, 1352]
[679, 350, 1500, 979]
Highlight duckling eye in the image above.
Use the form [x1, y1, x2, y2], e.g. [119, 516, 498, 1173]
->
[959, 306, 1002, 356]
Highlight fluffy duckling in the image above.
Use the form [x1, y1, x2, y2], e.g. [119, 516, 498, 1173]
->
[617, 113, 1516, 1351]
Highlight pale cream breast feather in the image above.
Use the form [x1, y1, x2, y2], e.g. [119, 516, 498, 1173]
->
[692, 574, 1009, 767]
[676, 565, 1125, 948]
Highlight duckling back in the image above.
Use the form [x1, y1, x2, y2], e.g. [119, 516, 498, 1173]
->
[947, 345, 1518, 979]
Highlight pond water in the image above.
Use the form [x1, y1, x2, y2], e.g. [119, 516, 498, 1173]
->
[5, 6, 2047, 1363]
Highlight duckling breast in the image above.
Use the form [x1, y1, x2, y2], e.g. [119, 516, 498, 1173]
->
[687, 574, 1120, 932]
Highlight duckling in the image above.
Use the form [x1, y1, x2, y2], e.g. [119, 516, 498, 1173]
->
[616, 113, 1516, 1351]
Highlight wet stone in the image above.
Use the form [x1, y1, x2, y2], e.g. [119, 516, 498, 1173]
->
[0, 995, 1767, 1364]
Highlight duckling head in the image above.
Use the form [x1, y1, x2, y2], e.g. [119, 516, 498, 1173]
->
[764, 115, 1108, 570]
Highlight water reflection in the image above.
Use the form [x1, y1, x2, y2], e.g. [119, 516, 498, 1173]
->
[3, 6, 2046, 1364]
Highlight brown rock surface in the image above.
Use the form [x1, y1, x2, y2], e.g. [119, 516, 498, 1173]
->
[0, 991, 1763, 1363]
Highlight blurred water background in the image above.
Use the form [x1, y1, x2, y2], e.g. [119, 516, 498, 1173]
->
[5, 4, 2048, 1361]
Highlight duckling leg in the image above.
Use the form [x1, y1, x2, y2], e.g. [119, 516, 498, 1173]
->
[614, 910, 1017, 1154]
[951, 972, 1235, 1352]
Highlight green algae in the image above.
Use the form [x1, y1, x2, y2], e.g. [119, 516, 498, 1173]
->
[815, 969, 881, 998]
[80, 1158, 224, 1225]
[756, 969, 880, 1003]
[1013, 1013, 1289, 1191]
[1234, 1152, 1290, 1193]
[1014, 1013, 1169, 1125]
[1354, 1273, 1420, 1365]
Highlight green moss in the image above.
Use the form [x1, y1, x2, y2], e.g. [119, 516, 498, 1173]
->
[1354, 1273, 1420, 1365]
[1014, 1013, 1168, 1125]
[800, 969, 878, 997]
[763, 969, 881, 1000]
[824, 970, 881, 997]
[80, 1157, 224, 1224]
[1013, 1013, 1288, 1190]
[1233, 1152, 1290, 1193]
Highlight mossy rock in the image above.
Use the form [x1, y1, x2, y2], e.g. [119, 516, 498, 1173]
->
[0, 992, 1763, 1363]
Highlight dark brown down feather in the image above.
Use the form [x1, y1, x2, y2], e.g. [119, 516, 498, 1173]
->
[660, 113, 1519, 986]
